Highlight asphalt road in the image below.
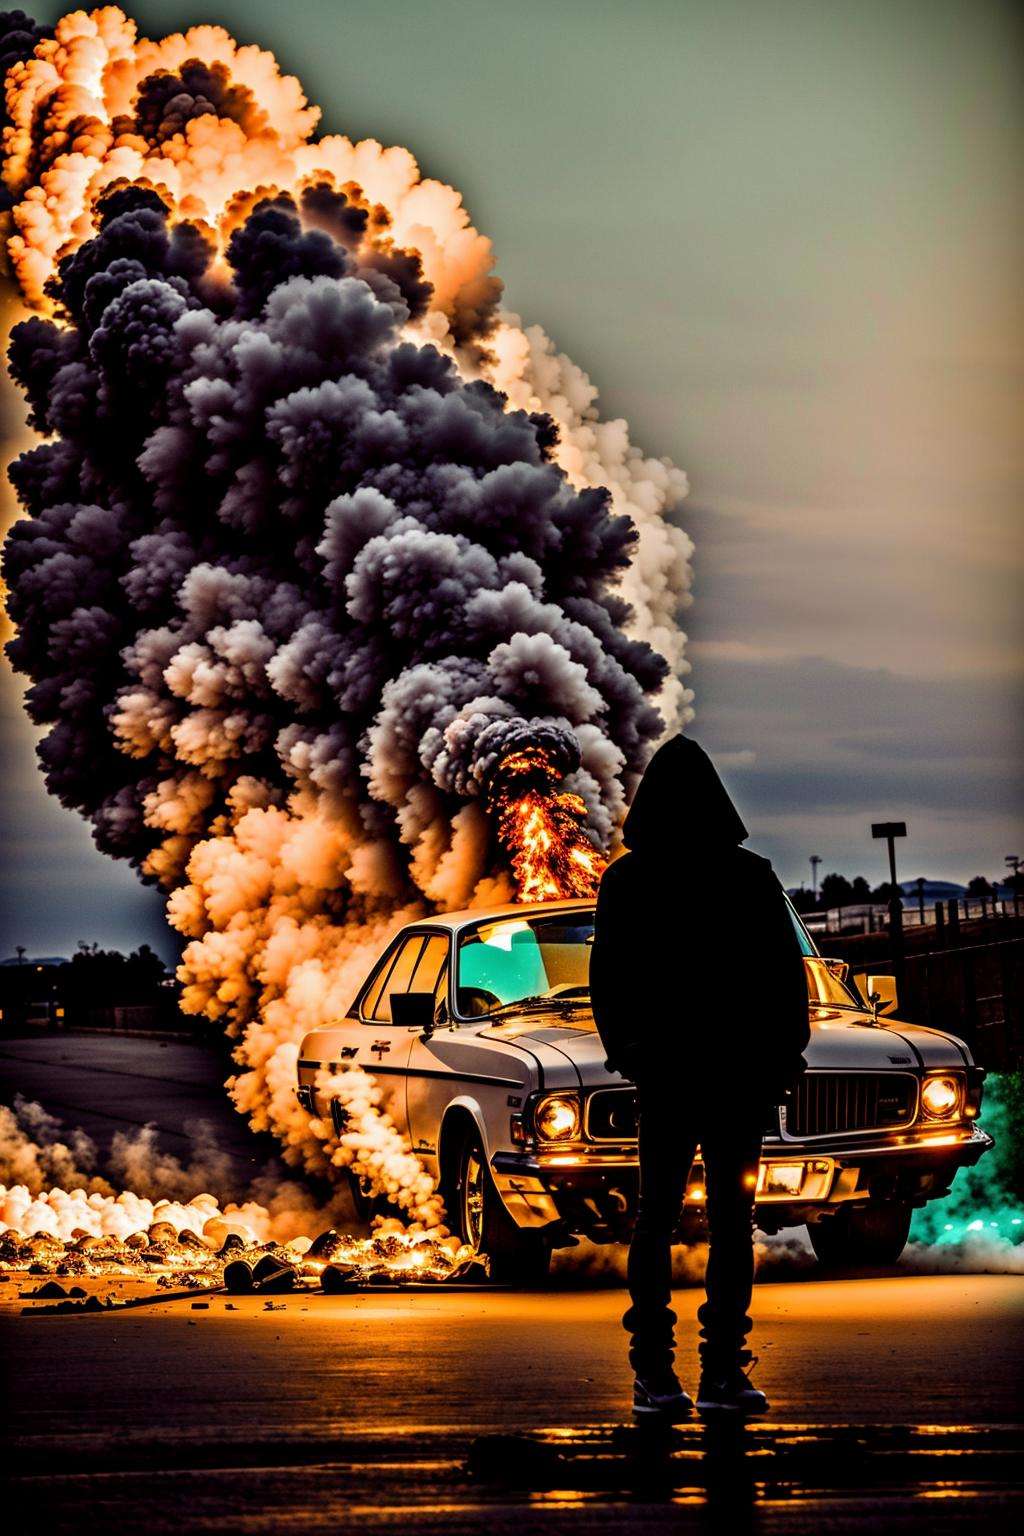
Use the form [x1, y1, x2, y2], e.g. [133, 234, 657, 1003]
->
[0, 1031, 269, 1178]
[4, 1275, 1022, 1534]
[2, 1034, 1023, 1534]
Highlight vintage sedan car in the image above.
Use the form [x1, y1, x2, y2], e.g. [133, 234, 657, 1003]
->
[296, 899, 992, 1280]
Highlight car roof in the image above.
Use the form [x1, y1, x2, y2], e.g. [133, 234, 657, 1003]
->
[408, 898, 596, 936]
[400, 894, 819, 955]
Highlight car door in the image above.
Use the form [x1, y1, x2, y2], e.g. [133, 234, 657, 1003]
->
[406, 948, 537, 1172]
[345, 930, 447, 1138]
[318, 932, 418, 1139]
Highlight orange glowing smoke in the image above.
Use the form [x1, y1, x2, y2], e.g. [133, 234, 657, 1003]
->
[492, 749, 606, 901]
[0, 8, 691, 1250]
[0, 6, 496, 317]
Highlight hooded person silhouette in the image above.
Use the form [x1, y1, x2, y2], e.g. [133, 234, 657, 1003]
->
[589, 735, 809, 1420]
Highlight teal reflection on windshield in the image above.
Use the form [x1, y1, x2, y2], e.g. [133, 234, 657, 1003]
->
[456, 916, 593, 1014]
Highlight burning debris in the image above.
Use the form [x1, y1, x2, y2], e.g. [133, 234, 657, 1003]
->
[0, 1185, 477, 1295]
[0, 6, 690, 1234]
[0, 1096, 476, 1293]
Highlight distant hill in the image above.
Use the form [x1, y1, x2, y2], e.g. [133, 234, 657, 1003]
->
[0, 954, 70, 968]
[899, 879, 966, 900]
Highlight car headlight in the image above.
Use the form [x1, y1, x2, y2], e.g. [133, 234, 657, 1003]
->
[533, 1094, 582, 1141]
[921, 1074, 961, 1119]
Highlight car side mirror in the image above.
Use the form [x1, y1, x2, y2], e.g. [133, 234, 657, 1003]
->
[822, 957, 849, 983]
[866, 974, 898, 1018]
[391, 991, 437, 1033]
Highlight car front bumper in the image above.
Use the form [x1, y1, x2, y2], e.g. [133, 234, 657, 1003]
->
[490, 1123, 994, 1239]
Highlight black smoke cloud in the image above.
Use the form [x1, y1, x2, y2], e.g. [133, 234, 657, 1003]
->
[3, 185, 671, 907]
[0, 9, 50, 212]
[0, 10, 50, 119]
[123, 58, 269, 145]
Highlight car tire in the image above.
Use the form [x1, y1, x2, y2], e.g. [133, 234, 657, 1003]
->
[331, 1104, 387, 1227]
[808, 1202, 912, 1269]
[448, 1125, 551, 1286]
[346, 1170, 377, 1225]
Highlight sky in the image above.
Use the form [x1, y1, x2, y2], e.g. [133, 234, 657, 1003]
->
[1, 0, 1021, 960]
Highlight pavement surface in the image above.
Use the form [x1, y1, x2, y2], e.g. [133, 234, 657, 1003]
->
[2, 1034, 1023, 1534]
[0, 1031, 270, 1178]
[4, 1275, 1023, 1534]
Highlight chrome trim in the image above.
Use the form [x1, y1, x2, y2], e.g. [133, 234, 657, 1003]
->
[368, 1062, 525, 1088]
[492, 1149, 638, 1175]
[831, 1125, 993, 1162]
[491, 1123, 992, 1182]
[584, 1085, 639, 1143]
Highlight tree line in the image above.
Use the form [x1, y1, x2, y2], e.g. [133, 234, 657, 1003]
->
[791, 871, 1021, 915]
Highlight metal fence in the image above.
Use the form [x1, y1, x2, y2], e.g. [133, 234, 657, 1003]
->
[806, 896, 1020, 938]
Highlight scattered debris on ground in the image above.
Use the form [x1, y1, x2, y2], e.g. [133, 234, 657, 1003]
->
[2, 1218, 483, 1314]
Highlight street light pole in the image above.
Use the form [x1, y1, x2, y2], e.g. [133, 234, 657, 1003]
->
[810, 855, 821, 905]
[872, 821, 907, 994]
[1007, 855, 1021, 920]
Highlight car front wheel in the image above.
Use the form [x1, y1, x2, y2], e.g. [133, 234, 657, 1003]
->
[808, 1202, 912, 1269]
[449, 1126, 551, 1285]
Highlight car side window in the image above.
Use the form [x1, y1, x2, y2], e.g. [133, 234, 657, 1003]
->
[360, 944, 401, 1019]
[370, 936, 426, 1022]
[433, 962, 449, 1015]
[409, 934, 448, 996]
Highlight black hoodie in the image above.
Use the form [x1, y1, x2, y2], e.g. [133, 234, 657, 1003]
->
[589, 736, 809, 1096]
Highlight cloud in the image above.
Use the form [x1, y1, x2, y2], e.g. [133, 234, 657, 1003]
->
[680, 491, 1021, 883]
[712, 748, 756, 769]
[689, 649, 1023, 884]
[0, 668, 173, 957]
[681, 500, 1023, 679]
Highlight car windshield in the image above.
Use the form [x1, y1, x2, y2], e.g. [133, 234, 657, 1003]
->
[456, 913, 594, 1018]
[804, 957, 860, 1008]
[453, 903, 860, 1018]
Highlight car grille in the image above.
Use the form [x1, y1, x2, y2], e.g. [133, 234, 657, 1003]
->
[587, 1075, 919, 1143]
[786, 1072, 918, 1138]
[587, 1090, 781, 1142]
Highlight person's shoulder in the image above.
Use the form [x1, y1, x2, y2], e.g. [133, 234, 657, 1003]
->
[599, 853, 633, 888]
[735, 847, 773, 873]
[734, 848, 782, 886]
[598, 852, 654, 909]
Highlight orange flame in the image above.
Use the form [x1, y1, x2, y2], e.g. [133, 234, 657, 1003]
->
[492, 749, 606, 901]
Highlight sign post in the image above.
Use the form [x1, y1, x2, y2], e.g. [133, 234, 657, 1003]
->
[872, 821, 907, 994]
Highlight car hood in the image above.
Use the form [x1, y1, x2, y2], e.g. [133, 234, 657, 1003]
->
[481, 1008, 971, 1085]
[803, 1011, 969, 1071]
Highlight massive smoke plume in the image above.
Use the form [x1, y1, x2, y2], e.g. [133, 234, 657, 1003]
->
[0, 9, 691, 1202]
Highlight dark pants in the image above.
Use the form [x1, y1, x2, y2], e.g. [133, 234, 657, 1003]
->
[624, 1076, 765, 1379]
